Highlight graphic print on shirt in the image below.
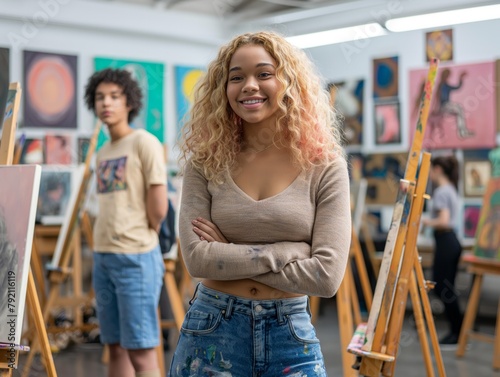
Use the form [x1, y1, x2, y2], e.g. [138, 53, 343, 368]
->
[97, 156, 128, 193]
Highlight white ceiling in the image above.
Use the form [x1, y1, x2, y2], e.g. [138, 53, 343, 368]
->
[81, 0, 500, 29]
[85, 0, 357, 21]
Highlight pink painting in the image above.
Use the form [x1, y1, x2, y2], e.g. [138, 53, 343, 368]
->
[409, 61, 496, 150]
[45, 134, 72, 165]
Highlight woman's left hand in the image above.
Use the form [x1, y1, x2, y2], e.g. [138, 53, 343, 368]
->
[192, 217, 229, 243]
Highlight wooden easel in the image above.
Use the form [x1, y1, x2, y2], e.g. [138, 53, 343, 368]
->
[0, 82, 57, 377]
[22, 121, 101, 376]
[347, 59, 446, 377]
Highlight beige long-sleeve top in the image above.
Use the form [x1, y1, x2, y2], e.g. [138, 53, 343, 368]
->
[179, 157, 351, 298]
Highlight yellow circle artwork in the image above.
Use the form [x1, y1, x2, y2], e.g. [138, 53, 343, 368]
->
[182, 69, 205, 104]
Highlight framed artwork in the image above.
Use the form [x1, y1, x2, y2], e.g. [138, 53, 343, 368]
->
[94, 57, 165, 149]
[36, 166, 75, 225]
[174, 65, 205, 139]
[426, 29, 453, 62]
[363, 152, 407, 205]
[23, 50, 77, 128]
[45, 134, 72, 165]
[0, 165, 41, 345]
[474, 177, 500, 260]
[20, 138, 44, 164]
[462, 152, 491, 197]
[0, 47, 9, 127]
[328, 79, 364, 146]
[374, 101, 401, 145]
[463, 204, 481, 239]
[409, 61, 497, 150]
[373, 56, 398, 99]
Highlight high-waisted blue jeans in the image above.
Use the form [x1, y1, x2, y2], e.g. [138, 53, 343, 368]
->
[168, 283, 327, 377]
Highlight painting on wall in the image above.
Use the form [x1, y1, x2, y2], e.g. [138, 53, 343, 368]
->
[23, 50, 77, 129]
[363, 152, 407, 205]
[328, 79, 364, 147]
[426, 29, 453, 62]
[0, 47, 9, 127]
[374, 101, 401, 145]
[0, 165, 41, 345]
[409, 61, 497, 150]
[94, 57, 165, 149]
[20, 138, 44, 164]
[463, 204, 481, 239]
[45, 134, 72, 165]
[174, 65, 205, 139]
[78, 137, 90, 163]
[463, 149, 492, 197]
[474, 176, 500, 260]
[373, 56, 398, 99]
[36, 167, 73, 225]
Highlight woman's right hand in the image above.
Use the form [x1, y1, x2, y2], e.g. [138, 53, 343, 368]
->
[192, 217, 229, 243]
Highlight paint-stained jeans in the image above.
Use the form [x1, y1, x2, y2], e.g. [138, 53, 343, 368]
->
[168, 283, 327, 377]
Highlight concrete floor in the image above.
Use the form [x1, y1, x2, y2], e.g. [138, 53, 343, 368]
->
[13, 296, 499, 377]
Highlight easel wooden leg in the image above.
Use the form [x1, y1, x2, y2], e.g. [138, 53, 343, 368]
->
[407, 269, 434, 377]
[164, 260, 186, 331]
[414, 253, 446, 377]
[71, 229, 83, 327]
[26, 269, 57, 377]
[309, 296, 320, 324]
[457, 273, 483, 357]
[337, 270, 357, 377]
[347, 263, 362, 326]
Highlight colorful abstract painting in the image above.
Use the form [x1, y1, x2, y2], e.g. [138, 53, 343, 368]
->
[409, 61, 497, 150]
[23, 50, 77, 128]
[175, 65, 205, 139]
[363, 152, 407, 204]
[0, 47, 9, 127]
[426, 29, 453, 62]
[328, 79, 364, 146]
[374, 101, 401, 145]
[45, 134, 72, 165]
[20, 138, 44, 164]
[474, 177, 500, 260]
[463, 204, 481, 239]
[94, 57, 165, 149]
[373, 56, 398, 99]
[0, 165, 41, 345]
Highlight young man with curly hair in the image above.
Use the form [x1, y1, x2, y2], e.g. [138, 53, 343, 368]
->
[84, 68, 167, 377]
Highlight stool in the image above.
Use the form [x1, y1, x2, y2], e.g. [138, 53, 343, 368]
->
[456, 254, 500, 370]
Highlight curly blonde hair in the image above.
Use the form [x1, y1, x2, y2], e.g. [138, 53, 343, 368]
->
[179, 31, 345, 182]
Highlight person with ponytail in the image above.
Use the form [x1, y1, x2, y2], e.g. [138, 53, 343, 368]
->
[422, 155, 463, 348]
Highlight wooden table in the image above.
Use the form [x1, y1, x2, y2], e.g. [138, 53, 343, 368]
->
[456, 253, 500, 370]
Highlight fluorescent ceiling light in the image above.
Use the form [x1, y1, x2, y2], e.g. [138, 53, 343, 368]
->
[385, 4, 500, 32]
[286, 23, 387, 49]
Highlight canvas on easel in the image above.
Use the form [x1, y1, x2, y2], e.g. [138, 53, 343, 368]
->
[0, 82, 57, 377]
[0, 165, 41, 346]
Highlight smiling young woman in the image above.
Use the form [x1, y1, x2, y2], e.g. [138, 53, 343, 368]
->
[170, 31, 351, 376]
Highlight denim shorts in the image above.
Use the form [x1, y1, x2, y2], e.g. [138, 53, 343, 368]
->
[92, 245, 165, 349]
[168, 283, 327, 377]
